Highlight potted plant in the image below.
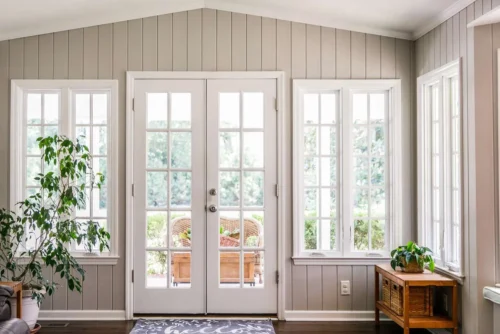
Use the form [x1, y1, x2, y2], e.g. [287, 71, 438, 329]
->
[390, 241, 435, 273]
[0, 135, 110, 330]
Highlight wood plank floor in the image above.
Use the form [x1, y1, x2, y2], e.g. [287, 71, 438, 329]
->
[38, 321, 429, 333]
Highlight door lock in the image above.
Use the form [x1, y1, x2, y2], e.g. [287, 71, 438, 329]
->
[209, 188, 218, 196]
[208, 205, 218, 213]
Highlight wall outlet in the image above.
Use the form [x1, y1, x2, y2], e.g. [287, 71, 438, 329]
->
[443, 294, 448, 313]
[340, 280, 350, 295]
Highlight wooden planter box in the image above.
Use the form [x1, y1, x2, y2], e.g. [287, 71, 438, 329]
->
[172, 252, 256, 286]
[390, 283, 433, 317]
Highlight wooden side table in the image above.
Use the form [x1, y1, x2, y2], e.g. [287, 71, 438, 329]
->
[375, 264, 458, 334]
[0, 282, 22, 318]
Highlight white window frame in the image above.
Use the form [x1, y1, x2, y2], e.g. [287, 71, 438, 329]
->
[10, 80, 119, 265]
[417, 59, 463, 278]
[292, 80, 402, 264]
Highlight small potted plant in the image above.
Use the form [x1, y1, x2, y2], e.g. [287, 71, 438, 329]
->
[0, 135, 110, 331]
[390, 241, 435, 273]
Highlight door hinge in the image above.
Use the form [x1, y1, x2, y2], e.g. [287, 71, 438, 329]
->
[132, 98, 135, 111]
[275, 270, 279, 284]
[131, 184, 134, 196]
[275, 184, 279, 197]
[131, 270, 134, 283]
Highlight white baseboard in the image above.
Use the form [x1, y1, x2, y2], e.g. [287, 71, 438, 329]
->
[284, 310, 390, 321]
[38, 310, 126, 321]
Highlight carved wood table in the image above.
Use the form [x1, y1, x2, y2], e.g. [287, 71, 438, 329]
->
[375, 264, 458, 334]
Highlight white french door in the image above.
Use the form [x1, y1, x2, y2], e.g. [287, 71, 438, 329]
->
[133, 78, 277, 314]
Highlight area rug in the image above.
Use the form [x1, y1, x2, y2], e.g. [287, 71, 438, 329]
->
[130, 319, 275, 334]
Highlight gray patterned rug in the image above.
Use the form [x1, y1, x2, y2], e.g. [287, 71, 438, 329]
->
[130, 319, 276, 334]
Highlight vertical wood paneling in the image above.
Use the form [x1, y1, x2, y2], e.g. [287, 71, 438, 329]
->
[337, 266, 352, 310]
[422, 34, 429, 73]
[41, 267, 53, 310]
[366, 266, 376, 311]
[262, 18, 277, 71]
[321, 27, 336, 78]
[351, 32, 366, 79]
[52, 272, 68, 310]
[38, 34, 53, 79]
[128, 19, 143, 71]
[246, 15, 262, 71]
[24, 36, 38, 79]
[352, 266, 367, 310]
[216, 11, 231, 71]
[494, 0, 500, 9]
[187, 10, 202, 71]
[291, 23, 306, 79]
[427, 31, 435, 71]
[366, 34, 381, 79]
[381, 37, 396, 79]
[202, 9, 217, 71]
[83, 27, 98, 79]
[231, 13, 246, 71]
[67, 269, 82, 310]
[97, 266, 113, 310]
[82, 265, 98, 309]
[158, 14, 173, 71]
[0, 41, 9, 209]
[53, 32, 69, 79]
[142, 17, 158, 71]
[68, 29, 84, 79]
[306, 266, 322, 310]
[447, 19, 453, 63]
[434, 27, 441, 68]
[453, 14, 460, 60]
[336, 30, 351, 79]
[306, 25, 321, 79]
[98, 24, 113, 78]
[112, 20, 127, 310]
[322, 266, 337, 310]
[441, 23, 447, 66]
[292, 265, 307, 310]
[484, 0, 493, 13]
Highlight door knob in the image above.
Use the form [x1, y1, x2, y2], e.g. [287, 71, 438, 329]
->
[208, 205, 218, 213]
[209, 188, 217, 196]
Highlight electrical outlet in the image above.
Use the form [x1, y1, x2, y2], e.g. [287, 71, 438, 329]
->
[341, 280, 350, 295]
[443, 294, 448, 313]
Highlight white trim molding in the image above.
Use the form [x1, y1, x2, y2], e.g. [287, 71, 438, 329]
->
[468, 6, 500, 27]
[284, 310, 390, 322]
[38, 310, 126, 321]
[125, 71, 287, 320]
[292, 257, 390, 266]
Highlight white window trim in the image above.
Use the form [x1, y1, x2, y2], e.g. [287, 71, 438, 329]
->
[417, 59, 463, 276]
[292, 79, 403, 264]
[10, 80, 120, 265]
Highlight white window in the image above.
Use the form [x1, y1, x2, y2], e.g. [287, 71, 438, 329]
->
[293, 80, 402, 261]
[417, 60, 462, 274]
[10, 80, 119, 263]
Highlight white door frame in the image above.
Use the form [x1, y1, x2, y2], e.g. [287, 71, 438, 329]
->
[125, 71, 286, 320]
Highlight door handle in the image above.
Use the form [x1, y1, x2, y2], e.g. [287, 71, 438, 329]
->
[208, 205, 218, 213]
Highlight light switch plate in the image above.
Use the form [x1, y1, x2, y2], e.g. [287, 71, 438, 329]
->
[340, 280, 350, 295]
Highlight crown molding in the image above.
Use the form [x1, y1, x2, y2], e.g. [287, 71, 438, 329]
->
[412, 0, 476, 40]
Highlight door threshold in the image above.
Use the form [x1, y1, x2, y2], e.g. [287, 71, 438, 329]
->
[133, 314, 278, 321]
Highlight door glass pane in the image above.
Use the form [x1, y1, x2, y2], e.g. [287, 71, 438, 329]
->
[220, 172, 240, 207]
[146, 251, 168, 288]
[219, 252, 241, 288]
[44, 93, 59, 124]
[147, 172, 168, 208]
[243, 92, 264, 128]
[243, 172, 264, 207]
[171, 252, 191, 288]
[219, 133, 240, 168]
[243, 211, 264, 247]
[170, 211, 192, 248]
[170, 172, 191, 207]
[243, 132, 263, 168]
[147, 211, 168, 248]
[93, 126, 107, 155]
[244, 251, 263, 288]
[147, 132, 168, 168]
[219, 93, 240, 128]
[147, 93, 168, 129]
[171, 132, 191, 168]
[219, 211, 241, 248]
[27, 93, 42, 124]
[171, 93, 191, 129]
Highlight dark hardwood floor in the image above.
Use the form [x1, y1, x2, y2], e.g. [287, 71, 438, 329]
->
[38, 320, 429, 333]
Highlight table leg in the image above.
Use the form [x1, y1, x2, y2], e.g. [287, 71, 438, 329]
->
[16, 289, 22, 319]
[452, 283, 458, 334]
[374, 268, 380, 326]
[404, 282, 410, 334]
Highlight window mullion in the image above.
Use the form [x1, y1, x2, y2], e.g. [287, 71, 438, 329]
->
[342, 89, 352, 256]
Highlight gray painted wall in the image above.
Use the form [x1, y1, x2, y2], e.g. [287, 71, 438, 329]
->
[415, 0, 500, 332]
[0, 9, 414, 312]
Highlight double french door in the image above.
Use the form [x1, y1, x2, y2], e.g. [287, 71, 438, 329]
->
[132, 79, 277, 314]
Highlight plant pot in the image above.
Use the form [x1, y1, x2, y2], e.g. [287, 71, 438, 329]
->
[9, 291, 41, 330]
[401, 258, 424, 273]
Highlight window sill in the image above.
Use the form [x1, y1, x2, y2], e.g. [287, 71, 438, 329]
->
[483, 286, 500, 305]
[432, 266, 465, 285]
[292, 256, 391, 266]
[16, 255, 119, 266]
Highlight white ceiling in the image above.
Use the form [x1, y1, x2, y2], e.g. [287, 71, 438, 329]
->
[0, 0, 472, 41]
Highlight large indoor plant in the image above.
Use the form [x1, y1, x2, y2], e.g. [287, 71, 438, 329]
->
[0, 135, 110, 329]
[390, 241, 435, 273]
